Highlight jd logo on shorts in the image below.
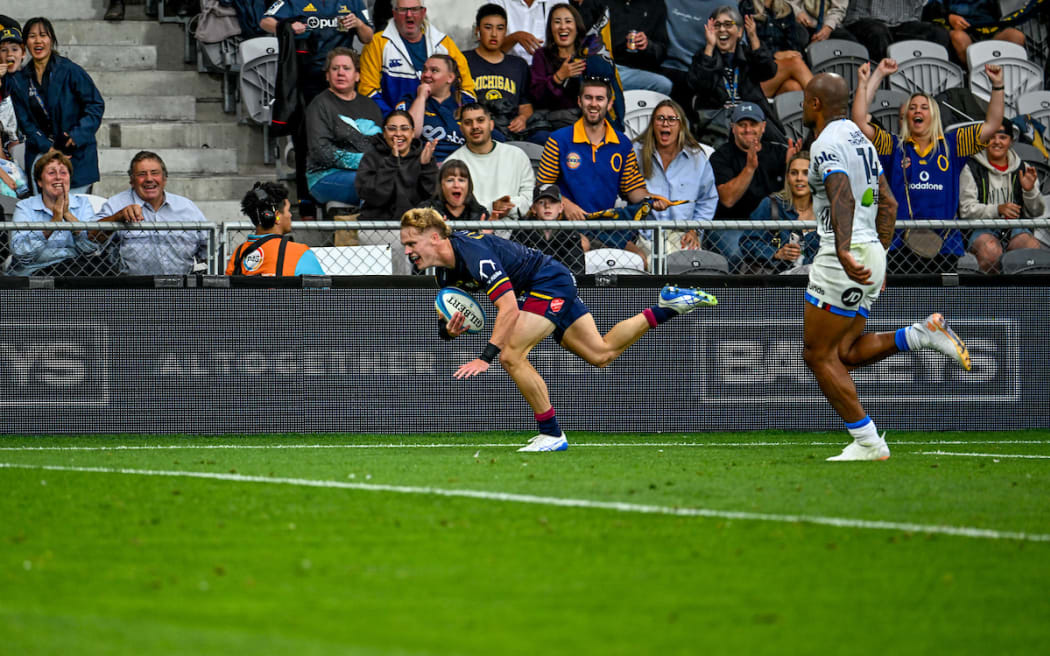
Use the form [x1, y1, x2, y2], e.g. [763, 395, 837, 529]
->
[841, 287, 863, 306]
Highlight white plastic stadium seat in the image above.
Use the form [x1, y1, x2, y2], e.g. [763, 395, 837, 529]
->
[807, 39, 869, 92]
[584, 248, 647, 274]
[888, 39, 950, 63]
[968, 57, 1042, 114]
[1001, 248, 1050, 274]
[505, 141, 544, 174]
[312, 245, 393, 275]
[621, 89, 671, 140]
[665, 249, 729, 274]
[81, 194, 109, 215]
[624, 89, 671, 114]
[239, 37, 279, 125]
[773, 90, 805, 139]
[888, 58, 964, 98]
[966, 40, 1028, 72]
[1017, 90, 1050, 128]
[869, 90, 910, 134]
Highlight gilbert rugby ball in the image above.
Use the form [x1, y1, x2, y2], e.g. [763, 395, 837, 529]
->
[435, 287, 487, 334]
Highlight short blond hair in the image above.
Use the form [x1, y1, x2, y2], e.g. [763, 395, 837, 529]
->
[401, 207, 451, 238]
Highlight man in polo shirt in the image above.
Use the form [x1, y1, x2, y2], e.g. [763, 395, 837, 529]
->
[95, 151, 210, 275]
[536, 76, 667, 255]
[708, 102, 801, 271]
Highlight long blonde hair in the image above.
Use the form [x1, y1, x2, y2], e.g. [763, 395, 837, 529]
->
[898, 93, 945, 156]
[636, 99, 702, 180]
[775, 151, 811, 208]
[751, 0, 793, 21]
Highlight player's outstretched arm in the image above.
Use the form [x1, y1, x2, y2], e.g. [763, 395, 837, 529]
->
[453, 293, 520, 379]
[875, 174, 897, 250]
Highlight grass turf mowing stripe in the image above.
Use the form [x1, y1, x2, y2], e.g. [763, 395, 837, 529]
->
[3, 461, 1049, 544]
[919, 451, 1050, 459]
[3, 439, 1050, 452]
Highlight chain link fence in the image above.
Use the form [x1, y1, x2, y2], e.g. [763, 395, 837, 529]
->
[0, 221, 219, 276]
[3, 219, 1050, 277]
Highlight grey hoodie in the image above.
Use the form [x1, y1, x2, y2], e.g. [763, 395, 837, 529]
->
[958, 148, 1045, 221]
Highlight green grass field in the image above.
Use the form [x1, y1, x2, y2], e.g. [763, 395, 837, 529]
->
[2, 431, 1049, 655]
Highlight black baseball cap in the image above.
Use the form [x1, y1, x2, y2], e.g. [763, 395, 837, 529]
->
[533, 183, 561, 203]
[0, 16, 19, 32]
[0, 26, 22, 45]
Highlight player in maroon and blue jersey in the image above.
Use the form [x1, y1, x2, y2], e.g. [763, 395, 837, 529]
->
[401, 206, 717, 452]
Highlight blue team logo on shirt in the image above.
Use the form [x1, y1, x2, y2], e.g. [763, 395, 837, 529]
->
[566, 152, 582, 170]
[389, 58, 403, 67]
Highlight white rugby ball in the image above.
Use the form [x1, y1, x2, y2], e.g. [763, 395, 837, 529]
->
[435, 287, 487, 334]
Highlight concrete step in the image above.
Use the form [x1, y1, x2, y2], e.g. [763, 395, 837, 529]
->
[104, 95, 196, 121]
[98, 147, 238, 175]
[92, 70, 222, 99]
[53, 19, 168, 46]
[55, 19, 190, 69]
[196, 200, 245, 223]
[95, 173, 275, 202]
[64, 44, 157, 72]
[98, 121, 268, 166]
[0, 0, 106, 21]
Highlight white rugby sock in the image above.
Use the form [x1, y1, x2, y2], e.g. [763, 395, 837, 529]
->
[846, 416, 882, 446]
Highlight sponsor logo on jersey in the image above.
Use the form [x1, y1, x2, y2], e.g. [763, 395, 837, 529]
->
[303, 2, 318, 11]
[550, 298, 565, 313]
[244, 250, 264, 272]
[389, 58, 403, 68]
[306, 16, 341, 29]
[566, 152, 582, 170]
[812, 150, 840, 167]
[910, 170, 944, 191]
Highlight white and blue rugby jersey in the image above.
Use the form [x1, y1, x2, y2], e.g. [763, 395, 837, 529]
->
[809, 119, 883, 245]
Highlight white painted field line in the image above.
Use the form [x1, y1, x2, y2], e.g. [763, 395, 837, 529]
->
[2, 462, 1048, 544]
[920, 451, 1050, 460]
[2, 439, 1049, 452]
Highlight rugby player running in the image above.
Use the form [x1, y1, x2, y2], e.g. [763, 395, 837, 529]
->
[400, 206, 717, 452]
[801, 73, 971, 461]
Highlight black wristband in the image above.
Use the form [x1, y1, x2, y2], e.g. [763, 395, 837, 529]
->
[479, 342, 501, 363]
[992, 86, 1005, 91]
[438, 318, 453, 341]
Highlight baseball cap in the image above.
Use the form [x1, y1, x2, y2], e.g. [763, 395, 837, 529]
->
[994, 119, 1019, 141]
[731, 102, 765, 124]
[533, 183, 561, 203]
[0, 26, 21, 45]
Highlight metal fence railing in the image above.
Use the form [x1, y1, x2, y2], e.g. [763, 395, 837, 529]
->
[3, 219, 1049, 278]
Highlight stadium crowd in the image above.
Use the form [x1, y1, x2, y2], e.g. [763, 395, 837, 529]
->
[0, 1, 1049, 276]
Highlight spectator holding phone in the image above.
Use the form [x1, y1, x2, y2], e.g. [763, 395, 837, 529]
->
[7, 18, 104, 194]
[959, 120, 1045, 273]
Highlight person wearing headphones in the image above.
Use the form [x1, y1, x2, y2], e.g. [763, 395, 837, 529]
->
[226, 182, 325, 276]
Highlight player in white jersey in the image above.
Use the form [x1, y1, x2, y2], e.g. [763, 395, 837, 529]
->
[800, 73, 972, 462]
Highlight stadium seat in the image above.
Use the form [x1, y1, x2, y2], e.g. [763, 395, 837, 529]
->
[807, 39, 869, 92]
[1020, 14, 1049, 68]
[622, 89, 671, 140]
[966, 40, 1028, 72]
[888, 39, 951, 63]
[1017, 90, 1050, 128]
[584, 248, 647, 274]
[82, 194, 109, 215]
[505, 141, 544, 173]
[665, 249, 729, 274]
[869, 89, 910, 134]
[311, 245, 393, 275]
[1001, 248, 1050, 274]
[889, 58, 964, 98]
[239, 37, 279, 125]
[956, 252, 981, 273]
[773, 90, 805, 139]
[968, 57, 1042, 114]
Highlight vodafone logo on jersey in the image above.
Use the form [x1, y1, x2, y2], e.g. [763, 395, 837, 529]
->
[909, 170, 944, 191]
